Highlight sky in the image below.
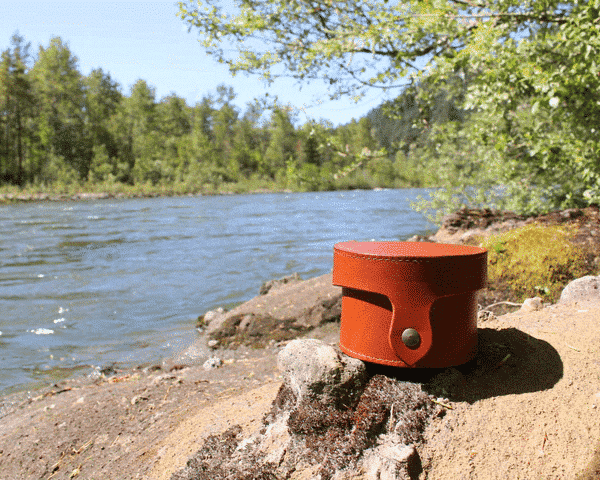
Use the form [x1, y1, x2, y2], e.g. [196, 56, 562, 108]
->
[2, 0, 398, 126]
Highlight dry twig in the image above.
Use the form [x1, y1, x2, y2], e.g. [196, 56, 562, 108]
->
[431, 398, 453, 409]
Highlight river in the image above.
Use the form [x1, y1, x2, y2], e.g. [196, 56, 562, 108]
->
[0, 189, 436, 394]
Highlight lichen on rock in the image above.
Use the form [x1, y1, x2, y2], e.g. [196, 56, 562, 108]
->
[171, 339, 440, 480]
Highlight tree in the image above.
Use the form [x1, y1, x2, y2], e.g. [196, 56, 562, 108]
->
[299, 124, 321, 166]
[157, 93, 191, 139]
[84, 68, 122, 159]
[263, 106, 297, 179]
[178, 0, 599, 216]
[409, 1, 600, 218]
[211, 87, 239, 171]
[122, 79, 160, 184]
[178, 0, 571, 98]
[0, 33, 35, 185]
[30, 37, 88, 182]
[231, 110, 262, 175]
[156, 93, 192, 179]
[125, 79, 157, 139]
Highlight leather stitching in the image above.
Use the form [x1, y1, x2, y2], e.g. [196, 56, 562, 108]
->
[334, 250, 484, 264]
[340, 343, 408, 366]
[334, 250, 436, 263]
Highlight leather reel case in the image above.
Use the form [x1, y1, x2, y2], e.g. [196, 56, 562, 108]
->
[333, 241, 487, 368]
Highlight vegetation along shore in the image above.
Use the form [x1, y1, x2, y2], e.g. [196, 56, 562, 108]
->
[4, 0, 600, 220]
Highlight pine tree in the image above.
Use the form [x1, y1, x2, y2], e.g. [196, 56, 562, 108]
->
[0, 33, 35, 185]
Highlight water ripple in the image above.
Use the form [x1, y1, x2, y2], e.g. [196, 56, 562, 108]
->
[0, 189, 435, 393]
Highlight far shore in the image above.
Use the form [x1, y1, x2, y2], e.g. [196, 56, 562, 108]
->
[0, 187, 296, 204]
[0, 177, 426, 205]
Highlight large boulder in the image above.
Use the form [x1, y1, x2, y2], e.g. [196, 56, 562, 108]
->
[205, 273, 342, 348]
[559, 275, 600, 304]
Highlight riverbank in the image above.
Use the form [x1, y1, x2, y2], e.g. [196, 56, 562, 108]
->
[0, 183, 288, 204]
[0, 178, 411, 205]
[1, 278, 599, 479]
[1, 206, 600, 479]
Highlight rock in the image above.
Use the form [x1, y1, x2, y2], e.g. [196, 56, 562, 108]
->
[202, 357, 223, 370]
[209, 313, 311, 349]
[519, 296, 543, 312]
[237, 314, 253, 332]
[361, 436, 419, 480]
[99, 364, 118, 377]
[254, 412, 291, 465]
[440, 212, 464, 232]
[260, 273, 302, 295]
[172, 372, 437, 480]
[431, 209, 529, 244]
[207, 339, 218, 348]
[560, 208, 584, 220]
[198, 307, 227, 327]
[130, 395, 149, 406]
[206, 273, 342, 348]
[277, 338, 367, 407]
[406, 234, 431, 242]
[477, 310, 496, 322]
[559, 275, 600, 304]
[459, 230, 483, 244]
[70, 192, 111, 201]
[152, 373, 177, 385]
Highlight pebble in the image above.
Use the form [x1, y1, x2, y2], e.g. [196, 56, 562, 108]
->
[478, 310, 496, 322]
[152, 374, 177, 385]
[203, 357, 223, 370]
[202, 307, 226, 325]
[519, 297, 543, 312]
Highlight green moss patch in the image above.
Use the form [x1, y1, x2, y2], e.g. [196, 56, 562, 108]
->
[483, 223, 591, 302]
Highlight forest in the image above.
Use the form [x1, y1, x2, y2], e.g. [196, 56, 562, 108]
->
[5, 0, 600, 219]
[0, 33, 449, 197]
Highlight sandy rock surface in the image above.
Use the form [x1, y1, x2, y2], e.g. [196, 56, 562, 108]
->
[170, 298, 600, 480]
[420, 299, 600, 479]
[1, 269, 600, 478]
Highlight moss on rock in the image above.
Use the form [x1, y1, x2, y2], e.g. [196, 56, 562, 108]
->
[484, 222, 591, 302]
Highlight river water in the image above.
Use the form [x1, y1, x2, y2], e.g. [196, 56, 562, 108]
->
[0, 189, 435, 394]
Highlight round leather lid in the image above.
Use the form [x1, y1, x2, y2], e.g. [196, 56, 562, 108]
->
[334, 241, 486, 259]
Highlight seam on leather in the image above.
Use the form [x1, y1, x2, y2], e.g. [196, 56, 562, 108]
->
[334, 251, 485, 263]
[340, 343, 407, 366]
[334, 250, 436, 263]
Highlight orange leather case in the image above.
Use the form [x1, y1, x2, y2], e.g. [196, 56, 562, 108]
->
[333, 241, 487, 368]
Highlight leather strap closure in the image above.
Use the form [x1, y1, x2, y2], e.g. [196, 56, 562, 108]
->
[333, 241, 487, 366]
